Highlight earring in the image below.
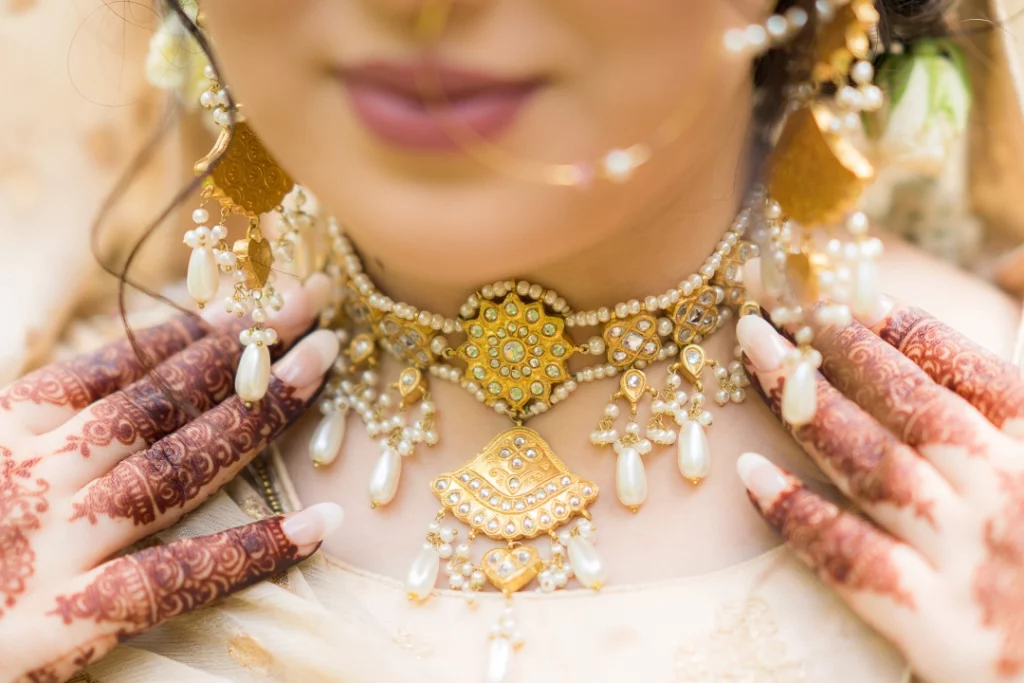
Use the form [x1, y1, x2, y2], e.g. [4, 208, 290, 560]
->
[757, 0, 884, 426]
[185, 66, 313, 405]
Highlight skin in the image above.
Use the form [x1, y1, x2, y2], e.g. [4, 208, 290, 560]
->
[3, 0, 1024, 680]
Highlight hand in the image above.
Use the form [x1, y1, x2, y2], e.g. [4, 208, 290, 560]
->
[0, 276, 343, 683]
[735, 297, 1024, 683]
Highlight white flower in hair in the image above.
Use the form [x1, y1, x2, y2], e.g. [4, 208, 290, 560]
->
[145, 0, 211, 109]
[870, 40, 972, 176]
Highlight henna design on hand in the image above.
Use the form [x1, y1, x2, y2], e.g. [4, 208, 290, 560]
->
[16, 641, 103, 683]
[51, 518, 302, 632]
[877, 307, 1024, 431]
[0, 317, 205, 413]
[57, 333, 242, 458]
[761, 481, 914, 607]
[0, 447, 50, 617]
[71, 379, 305, 526]
[817, 320, 987, 456]
[973, 470, 1024, 677]
[753, 370, 935, 522]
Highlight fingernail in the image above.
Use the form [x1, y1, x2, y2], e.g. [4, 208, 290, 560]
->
[736, 452, 790, 504]
[736, 315, 788, 372]
[274, 329, 340, 387]
[304, 273, 332, 316]
[854, 295, 894, 328]
[282, 502, 344, 546]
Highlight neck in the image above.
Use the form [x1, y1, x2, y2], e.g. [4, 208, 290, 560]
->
[356, 131, 756, 318]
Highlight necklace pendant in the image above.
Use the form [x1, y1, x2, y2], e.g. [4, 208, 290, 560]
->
[432, 426, 598, 545]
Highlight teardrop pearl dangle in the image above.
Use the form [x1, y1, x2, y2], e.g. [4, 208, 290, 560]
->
[309, 410, 347, 468]
[677, 419, 711, 483]
[235, 330, 272, 405]
[369, 447, 402, 508]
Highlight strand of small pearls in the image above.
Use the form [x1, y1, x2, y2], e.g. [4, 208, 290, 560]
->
[564, 206, 752, 327]
[723, 6, 809, 57]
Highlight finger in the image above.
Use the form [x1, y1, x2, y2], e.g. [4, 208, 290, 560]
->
[40, 275, 332, 474]
[808, 315, 1006, 473]
[863, 301, 1024, 439]
[13, 504, 342, 683]
[67, 330, 339, 567]
[737, 316, 959, 556]
[737, 453, 939, 657]
[0, 316, 207, 435]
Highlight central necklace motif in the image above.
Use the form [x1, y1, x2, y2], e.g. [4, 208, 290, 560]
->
[457, 294, 574, 415]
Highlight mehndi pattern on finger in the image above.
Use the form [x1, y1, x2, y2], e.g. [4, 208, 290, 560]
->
[0, 448, 50, 618]
[819, 319, 988, 456]
[0, 317, 206, 413]
[69, 380, 305, 527]
[50, 519, 302, 632]
[973, 470, 1024, 677]
[877, 307, 1024, 432]
[762, 482, 914, 607]
[56, 333, 242, 458]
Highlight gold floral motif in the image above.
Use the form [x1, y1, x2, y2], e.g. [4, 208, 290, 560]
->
[603, 313, 661, 368]
[376, 314, 436, 368]
[672, 286, 720, 347]
[195, 121, 294, 218]
[431, 426, 597, 541]
[456, 292, 574, 415]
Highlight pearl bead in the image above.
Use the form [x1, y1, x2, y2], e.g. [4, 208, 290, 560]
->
[567, 536, 606, 590]
[405, 545, 440, 601]
[192, 208, 209, 224]
[587, 336, 606, 355]
[437, 543, 453, 559]
[187, 247, 219, 305]
[369, 448, 402, 506]
[782, 361, 817, 426]
[486, 636, 514, 683]
[309, 411, 347, 467]
[678, 420, 711, 481]
[235, 343, 271, 403]
[615, 447, 648, 508]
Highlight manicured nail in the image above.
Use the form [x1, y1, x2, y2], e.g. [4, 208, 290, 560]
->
[854, 295, 894, 328]
[281, 502, 344, 546]
[736, 452, 790, 504]
[273, 329, 340, 387]
[736, 315, 788, 372]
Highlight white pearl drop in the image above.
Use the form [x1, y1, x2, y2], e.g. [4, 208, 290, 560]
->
[404, 545, 439, 602]
[235, 343, 270, 403]
[187, 246, 219, 305]
[369, 448, 402, 506]
[677, 420, 711, 481]
[309, 411, 347, 467]
[782, 361, 818, 426]
[486, 637, 514, 683]
[567, 536, 606, 590]
[852, 258, 880, 318]
[615, 447, 648, 508]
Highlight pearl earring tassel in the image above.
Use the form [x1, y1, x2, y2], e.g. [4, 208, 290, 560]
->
[369, 447, 402, 507]
[405, 544, 440, 601]
[614, 446, 648, 509]
[235, 342, 271, 404]
[677, 419, 711, 483]
[187, 246, 220, 305]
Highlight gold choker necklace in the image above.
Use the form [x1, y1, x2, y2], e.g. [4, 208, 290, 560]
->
[306, 194, 760, 645]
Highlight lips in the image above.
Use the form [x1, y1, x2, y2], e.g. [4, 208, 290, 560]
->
[337, 61, 542, 150]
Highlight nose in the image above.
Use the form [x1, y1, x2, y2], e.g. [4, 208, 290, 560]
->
[363, 0, 487, 35]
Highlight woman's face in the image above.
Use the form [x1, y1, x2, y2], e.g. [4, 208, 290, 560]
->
[201, 0, 767, 288]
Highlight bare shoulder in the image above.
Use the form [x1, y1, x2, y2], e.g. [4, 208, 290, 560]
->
[878, 233, 1021, 359]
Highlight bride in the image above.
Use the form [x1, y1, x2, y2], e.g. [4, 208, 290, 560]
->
[2, 0, 1024, 681]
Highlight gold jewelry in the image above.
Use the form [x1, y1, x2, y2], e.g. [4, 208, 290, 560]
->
[184, 66, 317, 406]
[759, 0, 885, 428]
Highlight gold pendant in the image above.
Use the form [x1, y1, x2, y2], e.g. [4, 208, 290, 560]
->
[195, 121, 294, 219]
[431, 426, 598, 542]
